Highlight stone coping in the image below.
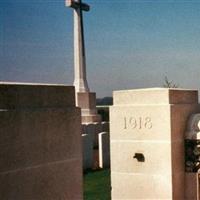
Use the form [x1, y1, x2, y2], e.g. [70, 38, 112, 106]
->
[0, 82, 75, 108]
[0, 82, 70, 86]
[113, 88, 198, 105]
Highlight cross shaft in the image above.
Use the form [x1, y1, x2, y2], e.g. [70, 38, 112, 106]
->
[66, 0, 90, 93]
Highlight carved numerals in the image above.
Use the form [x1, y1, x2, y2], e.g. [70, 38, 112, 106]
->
[123, 117, 152, 130]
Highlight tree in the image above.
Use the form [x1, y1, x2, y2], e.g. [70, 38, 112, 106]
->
[163, 76, 178, 88]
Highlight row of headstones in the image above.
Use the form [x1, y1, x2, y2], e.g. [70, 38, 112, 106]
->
[81, 122, 110, 170]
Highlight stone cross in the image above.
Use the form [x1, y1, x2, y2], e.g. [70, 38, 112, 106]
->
[66, 0, 90, 93]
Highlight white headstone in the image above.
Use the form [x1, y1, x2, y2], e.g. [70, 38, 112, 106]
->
[102, 121, 109, 132]
[85, 123, 95, 146]
[82, 134, 93, 170]
[94, 122, 102, 148]
[99, 132, 110, 168]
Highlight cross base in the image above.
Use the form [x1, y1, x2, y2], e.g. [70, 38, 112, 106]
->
[76, 92, 101, 123]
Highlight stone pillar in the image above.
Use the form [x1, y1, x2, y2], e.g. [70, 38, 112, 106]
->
[110, 88, 200, 200]
[0, 83, 83, 200]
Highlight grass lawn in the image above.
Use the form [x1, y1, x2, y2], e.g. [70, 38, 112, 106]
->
[83, 169, 111, 200]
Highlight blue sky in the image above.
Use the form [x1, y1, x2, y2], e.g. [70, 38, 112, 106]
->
[1, 0, 200, 97]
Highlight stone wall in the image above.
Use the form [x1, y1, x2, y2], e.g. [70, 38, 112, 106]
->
[0, 83, 83, 200]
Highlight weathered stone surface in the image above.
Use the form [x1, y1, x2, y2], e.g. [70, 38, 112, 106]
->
[0, 108, 81, 173]
[110, 141, 171, 174]
[110, 88, 200, 200]
[0, 83, 83, 200]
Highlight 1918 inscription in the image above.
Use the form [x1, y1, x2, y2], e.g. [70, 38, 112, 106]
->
[123, 117, 152, 130]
